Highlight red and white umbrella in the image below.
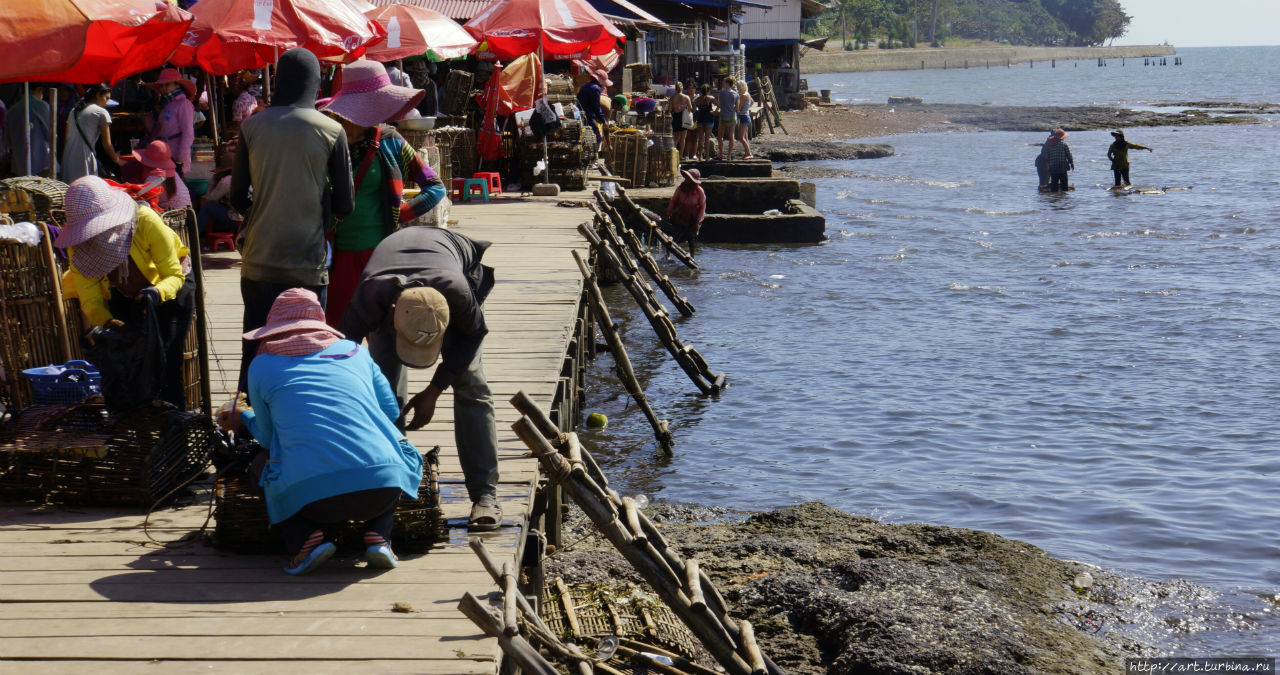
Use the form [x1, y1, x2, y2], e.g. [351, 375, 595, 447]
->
[0, 0, 194, 83]
[171, 0, 386, 75]
[364, 3, 478, 62]
[464, 0, 623, 61]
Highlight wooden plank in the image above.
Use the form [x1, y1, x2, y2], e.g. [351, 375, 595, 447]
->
[0, 660, 493, 675]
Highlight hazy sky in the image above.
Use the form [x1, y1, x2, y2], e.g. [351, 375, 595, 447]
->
[1115, 0, 1280, 47]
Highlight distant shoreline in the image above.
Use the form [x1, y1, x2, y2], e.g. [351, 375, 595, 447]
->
[802, 44, 1177, 74]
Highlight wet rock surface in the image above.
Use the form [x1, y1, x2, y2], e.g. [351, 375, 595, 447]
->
[544, 501, 1179, 674]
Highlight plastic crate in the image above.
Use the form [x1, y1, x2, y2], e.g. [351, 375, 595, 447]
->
[21, 360, 102, 405]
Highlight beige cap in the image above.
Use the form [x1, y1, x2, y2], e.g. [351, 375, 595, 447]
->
[394, 287, 450, 367]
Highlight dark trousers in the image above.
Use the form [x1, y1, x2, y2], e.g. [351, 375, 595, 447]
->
[1036, 165, 1048, 187]
[239, 278, 326, 395]
[107, 276, 196, 410]
[197, 202, 236, 235]
[1049, 172, 1069, 192]
[1112, 168, 1130, 186]
[279, 487, 400, 554]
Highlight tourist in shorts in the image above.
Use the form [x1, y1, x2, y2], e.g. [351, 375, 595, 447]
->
[734, 79, 753, 160]
[716, 77, 739, 160]
[693, 84, 716, 161]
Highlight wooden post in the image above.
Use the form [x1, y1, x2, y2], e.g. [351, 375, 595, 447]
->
[184, 208, 213, 415]
[38, 222, 72, 362]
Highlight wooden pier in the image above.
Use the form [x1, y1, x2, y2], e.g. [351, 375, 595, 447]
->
[0, 196, 591, 673]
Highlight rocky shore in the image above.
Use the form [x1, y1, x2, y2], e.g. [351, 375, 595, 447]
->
[546, 501, 1257, 673]
[803, 44, 1176, 74]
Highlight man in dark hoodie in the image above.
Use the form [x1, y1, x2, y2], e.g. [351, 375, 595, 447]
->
[231, 48, 355, 389]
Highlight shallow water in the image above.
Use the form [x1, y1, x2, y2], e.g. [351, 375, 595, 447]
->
[579, 47, 1280, 653]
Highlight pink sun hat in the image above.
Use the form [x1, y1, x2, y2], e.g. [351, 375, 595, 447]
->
[125, 140, 177, 177]
[243, 288, 345, 342]
[319, 60, 424, 128]
[54, 176, 139, 278]
[145, 67, 197, 100]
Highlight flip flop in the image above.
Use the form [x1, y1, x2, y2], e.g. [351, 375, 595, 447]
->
[468, 500, 502, 532]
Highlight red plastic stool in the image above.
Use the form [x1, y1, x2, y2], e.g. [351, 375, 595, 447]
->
[205, 231, 236, 252]
[473, 172, 502, 196]
[451, 178, 467, 201]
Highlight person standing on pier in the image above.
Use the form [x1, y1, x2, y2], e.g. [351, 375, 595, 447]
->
[1107, 130, 1152, 187]
[337, 227, 502, 532]
[230, 48, 355, 392]
[715, 77, 738, 161]
[1039, 128, 1074, 192]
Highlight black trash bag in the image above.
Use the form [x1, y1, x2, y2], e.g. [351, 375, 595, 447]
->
[82, 296, 165, 414]
[210, 428, 263, 476]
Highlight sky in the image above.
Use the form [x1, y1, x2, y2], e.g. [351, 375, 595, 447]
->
[1114, 0, 1280, 47]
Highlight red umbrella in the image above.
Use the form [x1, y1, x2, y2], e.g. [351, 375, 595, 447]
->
[364, 4, 478, 62]
[464, 0, 623, 61]
[0, 0, 194, 83]
[171, 0, 387, 75]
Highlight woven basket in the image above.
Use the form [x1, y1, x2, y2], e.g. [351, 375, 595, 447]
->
[0, 403, 217, 507]
[540, 581, 699, 659]
[435, 127, 477, 182]
[212, 446, 443, 554]
[0, 222, 69, 410]
[1, 177, 69, 226]
[442, 70, 475, 116]
[159, 209, 204, 414]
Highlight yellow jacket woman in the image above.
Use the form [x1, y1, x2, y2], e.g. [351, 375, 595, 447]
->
[54, 176, 195, 409]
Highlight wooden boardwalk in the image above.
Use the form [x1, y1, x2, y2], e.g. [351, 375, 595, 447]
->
[0, 195, 591, 673]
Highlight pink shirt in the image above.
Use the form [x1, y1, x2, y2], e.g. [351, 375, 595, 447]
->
[145, 93, 194, 167]
[666, 184, 705, 227]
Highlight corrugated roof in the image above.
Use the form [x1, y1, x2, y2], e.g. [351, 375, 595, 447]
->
[368, 0, 495, 20]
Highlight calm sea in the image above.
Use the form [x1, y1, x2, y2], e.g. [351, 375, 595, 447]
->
[581, 46, 1280, 653]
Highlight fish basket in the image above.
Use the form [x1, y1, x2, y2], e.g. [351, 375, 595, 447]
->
[540, 580, 699, 659]
[0, 221, 71, 410]
[211, 446, 443, 554]
[606, 132, 649, 189]
[646, 137, 677, 187]
[160, 208, 204, 413]
[0, 177, 69, 226]
[442, 70, 475, 116]
[0, 403, 217, 507]
[546, 74, 574, 97]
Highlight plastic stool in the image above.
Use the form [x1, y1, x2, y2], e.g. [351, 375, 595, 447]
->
[473, 172, 502, 196]
[450, 178, 467, 201]
[460, 178, 490, 203]
[205, 231, 236, 252]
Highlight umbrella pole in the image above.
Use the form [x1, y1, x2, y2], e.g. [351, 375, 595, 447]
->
[23, 82, 31, 176]
[49, 87, 58, 180]
[206, 72, 220, 147]
[539, 48, 549, 184]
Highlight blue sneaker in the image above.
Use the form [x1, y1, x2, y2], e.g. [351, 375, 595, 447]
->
[283, 541, 336, 576]
[363, 543, 399, 569]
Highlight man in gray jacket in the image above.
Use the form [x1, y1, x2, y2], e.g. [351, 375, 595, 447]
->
[231, 48, 354, 390]
[338, 227, 501, 531]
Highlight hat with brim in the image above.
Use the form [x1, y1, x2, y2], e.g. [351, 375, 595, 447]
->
[594, 69, 612, 87]
[145, 68, 196, 100]
[54, 176, 139, 250]
[243, 288, 344, 341]
[1053, 128, 1068, 139]
[320, 60, 425, 128]
[394, 286, 449, 368]
[1111, 130, 1124, 139]
[680, 168, 700, 185]
[125, 140, 177, 177]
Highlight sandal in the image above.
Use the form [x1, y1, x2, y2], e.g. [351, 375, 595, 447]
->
[468, 498, 503, 532]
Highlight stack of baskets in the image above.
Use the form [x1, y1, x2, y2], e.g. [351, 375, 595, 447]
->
[160, 208, 205, 413]
[1, 176, 69, 226]
[0, 403, 217, 506]
[646, 135, 678, 187]
[441, 70, 475, 116]
[212, 447, 443, 553]
[518, 118, 596, 191]
[606, 131, 649, 189]
[625, 63, 653, 92]
[434, 127, 477, 185]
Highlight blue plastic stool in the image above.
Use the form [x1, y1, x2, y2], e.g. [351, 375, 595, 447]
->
[461, 178, 490, 203]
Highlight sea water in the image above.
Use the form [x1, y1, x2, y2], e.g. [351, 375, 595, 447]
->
[581, 46, 1280, 653]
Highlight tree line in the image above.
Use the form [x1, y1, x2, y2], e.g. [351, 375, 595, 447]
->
[820, 0, 1132, 49]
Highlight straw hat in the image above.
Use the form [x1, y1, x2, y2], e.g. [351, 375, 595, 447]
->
[243, 288, 344, 341]
[393, 287, 449, 368]
[680, 168, 701, 185]
[145, 68, 196, 100]
[320, 60, 425, 128]
[125, 140, 177, 177]
[53, 177, 138, 278]
[594, 69, 612, 87]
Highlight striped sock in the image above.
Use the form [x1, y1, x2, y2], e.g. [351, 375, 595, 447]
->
[291, 530, 325, 565]
[364, 532, 389, 548]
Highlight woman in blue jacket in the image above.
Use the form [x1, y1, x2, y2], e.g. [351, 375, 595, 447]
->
[224, 288, 423, 575]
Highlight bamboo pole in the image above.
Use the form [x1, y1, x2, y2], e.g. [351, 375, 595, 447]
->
[571, 250, 674, 454]
[511, 414, 754, 675]
[740, 619, 767, 675]
[38, 222, 72, 362]
[184, 208, 213, 416]
[457, 592, 560, 675]
[613, 187, 698, 271]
